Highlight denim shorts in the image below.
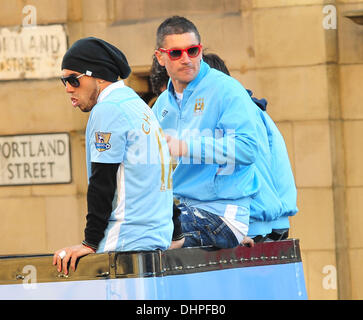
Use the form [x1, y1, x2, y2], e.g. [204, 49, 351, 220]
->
[179, 205, 239, 249]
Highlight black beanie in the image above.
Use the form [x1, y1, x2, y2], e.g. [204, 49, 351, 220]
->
[61, 37, 131, 82]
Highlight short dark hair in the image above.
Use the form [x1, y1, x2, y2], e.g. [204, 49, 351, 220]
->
[202, 53, 230, 76]
[156, 16, 201, 48]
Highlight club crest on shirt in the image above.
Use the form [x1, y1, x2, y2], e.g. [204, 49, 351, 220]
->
[95, 132, 111, 152]
[194, 98, 204, 115]
[161, 109, 168, 118]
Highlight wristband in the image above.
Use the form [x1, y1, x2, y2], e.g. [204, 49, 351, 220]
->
[82, 240, 97, 252]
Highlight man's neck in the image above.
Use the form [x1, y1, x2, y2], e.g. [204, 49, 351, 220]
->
[99, 81, 113, 92]
[172, 79, 187, 94]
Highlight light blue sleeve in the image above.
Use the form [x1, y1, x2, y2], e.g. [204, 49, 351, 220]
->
[88, 102, 131, 164]
[151, 94, 163, 122]
[186, 86, 259, 167]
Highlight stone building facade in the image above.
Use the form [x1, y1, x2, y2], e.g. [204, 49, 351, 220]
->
[0, 0, 362, 299]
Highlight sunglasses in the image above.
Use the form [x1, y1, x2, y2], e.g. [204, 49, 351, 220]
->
[61, 73, 85, 88]
[158, 44, 202, 60]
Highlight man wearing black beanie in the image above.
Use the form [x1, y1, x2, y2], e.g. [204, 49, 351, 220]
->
[53, 37, 177, 275]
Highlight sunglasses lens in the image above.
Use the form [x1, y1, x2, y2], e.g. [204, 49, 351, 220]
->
[187, 46, 200, 57]
[61, 76, 80, 88]
[69, 77, 80, 87]
[169, 49, 182, 59]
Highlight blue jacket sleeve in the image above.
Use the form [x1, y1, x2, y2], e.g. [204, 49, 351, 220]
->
[185, 89, 258, 167]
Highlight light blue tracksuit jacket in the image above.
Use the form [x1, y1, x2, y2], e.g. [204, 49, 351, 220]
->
[153, 61, 298, 236]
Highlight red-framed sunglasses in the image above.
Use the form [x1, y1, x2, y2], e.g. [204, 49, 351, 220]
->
[158, 44, 202, 60]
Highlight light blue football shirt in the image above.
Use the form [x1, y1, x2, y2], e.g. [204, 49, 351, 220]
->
[85, 81, 173, 252]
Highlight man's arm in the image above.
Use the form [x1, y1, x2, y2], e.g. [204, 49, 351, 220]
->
[166, 92, 259, 167]
[172, 203, 184, 240]
[169, 203, 185, 249]
[84, 162, 120, 248]
[53, 162, 119, 274]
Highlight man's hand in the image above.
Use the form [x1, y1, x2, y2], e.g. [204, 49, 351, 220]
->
[168, 237, 185, 250]
[52, 244, 95, 275]
[165, 134, 188, 157]
[241, 236, 255, 247]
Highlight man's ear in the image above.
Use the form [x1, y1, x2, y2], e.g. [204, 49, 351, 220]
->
[154, 50, 165, 67]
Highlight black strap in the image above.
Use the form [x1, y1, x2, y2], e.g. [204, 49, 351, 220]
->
[267, 230, 289, 241]
[172, 203, 184, 241]
[252, 235, 268, 243]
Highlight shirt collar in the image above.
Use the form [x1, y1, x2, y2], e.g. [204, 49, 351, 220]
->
[97, 80, 125, 103]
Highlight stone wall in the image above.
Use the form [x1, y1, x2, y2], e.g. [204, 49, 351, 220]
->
[0, 0, 362, 299]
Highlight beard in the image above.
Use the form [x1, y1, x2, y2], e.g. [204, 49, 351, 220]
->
[79, 85, 100, 113]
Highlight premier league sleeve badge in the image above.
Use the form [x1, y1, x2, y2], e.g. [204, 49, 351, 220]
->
[95, 132, 111, 152]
